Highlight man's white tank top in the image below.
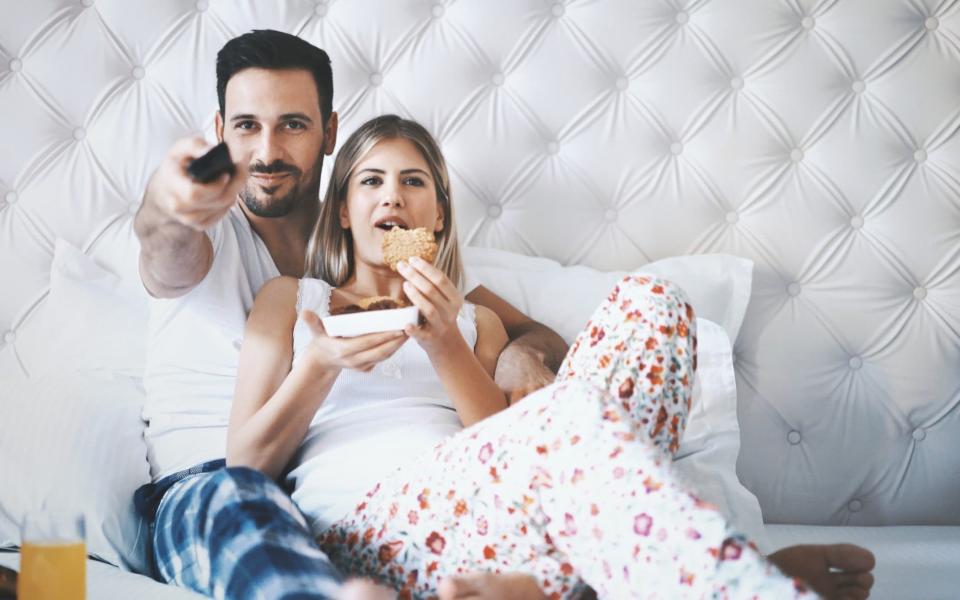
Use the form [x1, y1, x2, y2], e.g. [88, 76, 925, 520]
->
[142, 205, 279, 479]
[286, 278, 476, 533]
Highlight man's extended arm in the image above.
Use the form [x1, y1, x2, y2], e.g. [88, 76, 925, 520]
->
[134, 137, 247, 298]
[465, 285, 568, 404]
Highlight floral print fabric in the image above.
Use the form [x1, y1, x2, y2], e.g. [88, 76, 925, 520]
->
[318, 276, 811, 599]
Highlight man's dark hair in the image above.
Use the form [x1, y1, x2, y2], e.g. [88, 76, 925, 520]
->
[216, 29, 333, 122]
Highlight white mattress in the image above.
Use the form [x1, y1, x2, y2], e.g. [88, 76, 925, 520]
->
[5, 525, 958, 599]
[763, 525, 960, 600]
[0, 550, 203, 600]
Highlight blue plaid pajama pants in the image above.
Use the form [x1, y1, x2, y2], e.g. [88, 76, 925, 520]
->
[148, 464, 343, 599]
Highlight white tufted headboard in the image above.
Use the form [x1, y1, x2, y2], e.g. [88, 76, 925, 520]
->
[1, 0, 958, 528]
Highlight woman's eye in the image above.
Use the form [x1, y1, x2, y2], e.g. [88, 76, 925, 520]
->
[360, 177, 381, 185]
[404, 177, 425, 186]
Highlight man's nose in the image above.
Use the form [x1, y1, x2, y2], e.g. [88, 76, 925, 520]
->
[253, 128, 284, 164]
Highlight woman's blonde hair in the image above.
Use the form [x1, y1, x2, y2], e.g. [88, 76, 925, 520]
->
[305, 114, 463, 288]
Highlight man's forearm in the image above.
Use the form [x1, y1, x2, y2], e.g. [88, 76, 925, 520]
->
[503, 321, 568, 373]
[134, 195, 211, 297]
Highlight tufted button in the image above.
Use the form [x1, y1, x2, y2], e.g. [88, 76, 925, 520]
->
[9, 58, 22, 72]
[615, 77, 629, 92]
[675, 11, 689, 25]
[849, 356, 863, 370]
[912, 428, 926, 441]
[552, 3, 565, 18]
[3, 331, 15, 344]
[80, 0, 95, 7]
[491, 72, 505, 87]
[913, 286, 927, 300]
[848, 499, 863, 512]
[487, 204, 502, 218]
[801, 16, 815, 30]
[73, 127, 86, 141]
[131, 66, 145, 80]
[725, 211, 739, 224]
[5, 191, 17, 205]
[925, 16, 939, 31]
[790, 148, 804, 162]
[604, 208, 618, 223]
[914, 149, 927, 163]
[369, 72, 383, 86]
[432, 3, 445, 18]
[546, 141, 559, 155]
[787, 282, 801, 297]
[314, 2, 328, 16]
[851, 80, 866, 94]
[730, 76, 744, 90]
[787, 430, 801, 445]
[670, 142, 683, 156]
[195, 0, 208, 11]
[850, 215, 864, 230]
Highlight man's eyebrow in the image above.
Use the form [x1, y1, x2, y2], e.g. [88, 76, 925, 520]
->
[229, 113, 314, 123]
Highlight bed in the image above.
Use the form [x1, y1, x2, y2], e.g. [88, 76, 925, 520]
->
[1, 1, 958, 598]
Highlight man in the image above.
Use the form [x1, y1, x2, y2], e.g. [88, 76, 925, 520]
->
[134, 29, 874, 600]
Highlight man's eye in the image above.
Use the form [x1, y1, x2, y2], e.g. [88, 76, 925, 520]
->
[235, 121, 257, 130]
[285, 121, 306, 130]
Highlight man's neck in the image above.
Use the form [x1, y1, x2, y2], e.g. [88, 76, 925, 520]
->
[240, 199, 319, 278]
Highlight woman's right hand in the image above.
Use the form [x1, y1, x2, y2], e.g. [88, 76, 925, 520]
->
[300, 309, 408, 373]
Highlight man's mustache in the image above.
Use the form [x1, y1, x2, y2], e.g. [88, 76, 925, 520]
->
[249, 161, 301, 176]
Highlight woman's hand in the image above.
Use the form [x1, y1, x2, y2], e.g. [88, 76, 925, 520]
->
[397, 256, 465, 355]
[301, 309, 407, 373]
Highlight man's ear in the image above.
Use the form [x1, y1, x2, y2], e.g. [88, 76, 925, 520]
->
[323, 112, 339, 155]
[215, 111, 224, 143]
[339, 201, 350, 229]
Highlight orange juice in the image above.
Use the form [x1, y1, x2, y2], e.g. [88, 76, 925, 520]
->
[18, 541, 86, 600]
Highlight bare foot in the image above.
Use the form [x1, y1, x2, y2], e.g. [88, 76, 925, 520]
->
[437, 572, 547, 600]
[338, 578, 397, 600]
[768, 544, 875, 600]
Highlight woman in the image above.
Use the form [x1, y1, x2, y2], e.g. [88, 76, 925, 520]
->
[226, 114, 812, 598]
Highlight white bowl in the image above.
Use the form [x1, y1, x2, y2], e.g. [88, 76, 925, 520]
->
[321, 306, 419, 337]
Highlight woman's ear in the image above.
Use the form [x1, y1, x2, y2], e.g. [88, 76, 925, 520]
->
[434, 203, 444, 233]
[339, 201, 350, 229]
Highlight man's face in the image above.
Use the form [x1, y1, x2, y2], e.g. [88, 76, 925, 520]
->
[216, 67, 336, 218]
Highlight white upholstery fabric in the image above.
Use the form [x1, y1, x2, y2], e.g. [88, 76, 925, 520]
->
[0, 0, 957, 529]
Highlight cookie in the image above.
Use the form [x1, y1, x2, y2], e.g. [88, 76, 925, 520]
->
[329, 296, 409, 316]
[382, 226, 438, 271]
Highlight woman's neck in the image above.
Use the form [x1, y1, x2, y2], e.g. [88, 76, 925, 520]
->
[338, 262, 406, 301]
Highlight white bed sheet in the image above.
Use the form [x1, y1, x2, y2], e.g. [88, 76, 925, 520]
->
[763, 525, 960, 600]
[0, 550, 203, 600]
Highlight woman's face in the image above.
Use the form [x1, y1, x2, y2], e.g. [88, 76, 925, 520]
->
[341, 137, 443, 270]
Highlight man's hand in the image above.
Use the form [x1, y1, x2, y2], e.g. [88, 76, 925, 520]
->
[494, 342, 556, 404]
[144, 137, 249, 232]
[135, 137, 250, 298]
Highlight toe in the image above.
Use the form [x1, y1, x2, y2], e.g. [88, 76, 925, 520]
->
[824, 544, 876, 573]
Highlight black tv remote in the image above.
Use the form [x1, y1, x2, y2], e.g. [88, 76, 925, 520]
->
[186, 142, 235, 183]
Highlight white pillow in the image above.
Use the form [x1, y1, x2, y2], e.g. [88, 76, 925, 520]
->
[673, 318, 766, 545]
[462, 247, 766, 541]
[462, 247, 752, 345]
[0, 374, 151, 572]
[16, 240, 148, 379]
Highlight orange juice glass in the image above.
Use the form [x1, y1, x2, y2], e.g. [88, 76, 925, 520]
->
[18, 512, 86, 600]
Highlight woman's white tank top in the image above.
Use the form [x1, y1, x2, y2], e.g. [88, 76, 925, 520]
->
[285, 277, 476, 532]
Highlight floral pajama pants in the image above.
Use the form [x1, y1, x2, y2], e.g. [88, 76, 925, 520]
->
[319, 276, 812, 599]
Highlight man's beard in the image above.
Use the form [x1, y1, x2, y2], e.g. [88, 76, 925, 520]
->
[240, 159, 321, 218]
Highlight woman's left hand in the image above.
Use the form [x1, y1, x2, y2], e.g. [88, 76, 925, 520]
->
[398, 256, 465, 355]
